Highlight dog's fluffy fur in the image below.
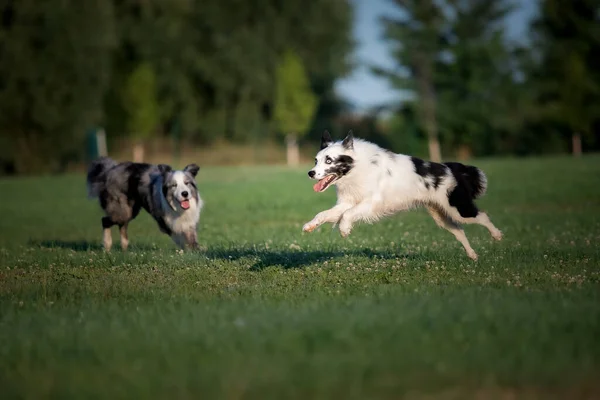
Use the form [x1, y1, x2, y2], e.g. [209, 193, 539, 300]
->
[303, 131, 502, 260]
[87, 157, 203, 251]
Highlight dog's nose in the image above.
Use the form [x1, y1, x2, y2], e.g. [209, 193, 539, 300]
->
[308, 171, 316, 178]
[181, 191, 189, 198]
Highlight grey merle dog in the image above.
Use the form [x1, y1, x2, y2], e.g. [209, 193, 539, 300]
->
[87, 157, 203, 251]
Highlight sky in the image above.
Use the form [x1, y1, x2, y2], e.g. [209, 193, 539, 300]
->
[335, 0, 539, 111]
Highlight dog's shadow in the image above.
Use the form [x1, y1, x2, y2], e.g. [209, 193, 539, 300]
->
[205, 247, 420, 271]
[29, 240, 422, 270]
[30, 240, 157, 252]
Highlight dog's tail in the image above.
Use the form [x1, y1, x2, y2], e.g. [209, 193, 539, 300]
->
[86, 157, 117, 198]
[445, 162, 488, 199]
[463, 164, 487, 199]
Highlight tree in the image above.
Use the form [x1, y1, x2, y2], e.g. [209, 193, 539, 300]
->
[121, 63, 160, 162]
[436, 0, 515, 158]
[375, 0, 448, 162]
[274, 50, 318, 166]
[0, 0, 116, 173]
[530, 0, 600, 156]
[1, 0, 355, 173]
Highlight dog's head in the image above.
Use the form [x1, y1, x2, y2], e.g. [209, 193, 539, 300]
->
[308, 130, 355, 192]
[158, 163, 200, 212]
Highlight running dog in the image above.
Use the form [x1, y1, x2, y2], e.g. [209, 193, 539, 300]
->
[87, 157, 203, 251]
[303, 130, 502, 260]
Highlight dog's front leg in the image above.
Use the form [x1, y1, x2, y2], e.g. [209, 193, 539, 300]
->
[303, 203, 352, 233]
[171, 233, 187, 250]
[338, 202, 374, 238]
[184, 230, 201, 251]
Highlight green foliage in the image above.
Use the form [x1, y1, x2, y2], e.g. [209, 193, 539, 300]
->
[377, 0, 600, 158]
[0, 0, 354, 173]
[377, 0, 519, 157]
[436, 0, 515, 155]
[1, 156, 600, 397]
[375, 0, 450, 160]
[121, 63, 160, 140]
[530, 0, 600, 142]
[274, 50, 318, 136]
[0, 0, 116, 172]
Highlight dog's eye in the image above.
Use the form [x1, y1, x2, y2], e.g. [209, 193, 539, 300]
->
[325, 158, 332, 164]
[184, 181, 190, 185]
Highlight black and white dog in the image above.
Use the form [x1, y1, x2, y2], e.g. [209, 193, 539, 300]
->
[87, 157, 203, 251]
[303, 131, 502, 260]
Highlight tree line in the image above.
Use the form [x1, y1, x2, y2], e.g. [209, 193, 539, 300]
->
[0, 0, 352, 173]
[376, 0, 600, 161]
[0, 0, 599, 174]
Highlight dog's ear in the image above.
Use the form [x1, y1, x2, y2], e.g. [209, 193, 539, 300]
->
[320, 130, 333, 150]
[184, 163, 200, 177]
[342, 130, 354, 150]
[158, 164, 172, 176]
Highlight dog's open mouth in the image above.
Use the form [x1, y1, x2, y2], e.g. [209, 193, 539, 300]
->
[313, 174, 338, 192]
[180, 200, 190, 210]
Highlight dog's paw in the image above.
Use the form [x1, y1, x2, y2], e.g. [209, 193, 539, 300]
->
[492, 230, 503, 241]
[338, 223, 352, 238]
[302, 222, 318, 233]
[189, 243, 206, 251]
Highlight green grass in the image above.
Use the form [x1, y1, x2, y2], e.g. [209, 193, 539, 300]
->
[1, 155, 599, 399]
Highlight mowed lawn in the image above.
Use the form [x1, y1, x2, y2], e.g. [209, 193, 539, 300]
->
[1, 155, 599, 399]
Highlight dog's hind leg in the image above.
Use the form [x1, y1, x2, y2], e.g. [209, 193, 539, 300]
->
[101, 216, 114, 251]
[427, 206, 478, 261]
[119, 223, 129, 251]
[457, 212, 502, 241]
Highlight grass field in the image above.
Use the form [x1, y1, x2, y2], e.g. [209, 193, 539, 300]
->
[1, 155, 599, 399]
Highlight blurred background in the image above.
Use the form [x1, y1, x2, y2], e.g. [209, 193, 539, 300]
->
[0, 0, 598, 175]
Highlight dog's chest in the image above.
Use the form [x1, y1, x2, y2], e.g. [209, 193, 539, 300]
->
[164, 198, 202, 233]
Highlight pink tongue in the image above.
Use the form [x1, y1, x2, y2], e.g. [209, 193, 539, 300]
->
[313, 177, 329, 192]
[180, 200, 190, 209]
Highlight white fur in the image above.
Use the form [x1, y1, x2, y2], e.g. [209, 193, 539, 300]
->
[304, 137, 502, 260]
[162, 194, 203, 235]
[159, 171, 203, 248]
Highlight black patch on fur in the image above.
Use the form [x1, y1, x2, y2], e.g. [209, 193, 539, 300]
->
[161, 178, 172, 203]
[88, 161, 109, 185]
[321, 130, 333, 150]
[102, 216, 114, 228]
[342, 131, 354, 150]
[411, 157, 427, 176]
[411, 157, 446, 189]
[326, 155, 354, 177]
[124, 163, 152, 208]
[443, 162, 484, 218]
[447, 185, 479, 218]
[99, 191, 109, 210]
[158, 164, 172, 176]
[87, 157, 118, 198]
[184, 163, 200, 177]
[155, 217, 173, 235]
[443, 162, 485, 199]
